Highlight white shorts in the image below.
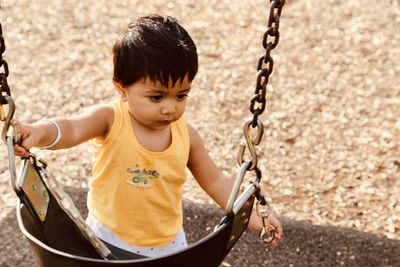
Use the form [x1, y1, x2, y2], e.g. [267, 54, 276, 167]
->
[86, 212, 188, 257]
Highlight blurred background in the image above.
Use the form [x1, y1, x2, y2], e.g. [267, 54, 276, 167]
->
[0, 0, 399, 266]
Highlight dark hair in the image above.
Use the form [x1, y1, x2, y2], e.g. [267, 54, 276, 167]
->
[112, 14, 198, 88]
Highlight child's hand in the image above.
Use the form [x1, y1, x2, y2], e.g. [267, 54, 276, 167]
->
[248, 210, 283, 247]
[12, 121, 42, 157]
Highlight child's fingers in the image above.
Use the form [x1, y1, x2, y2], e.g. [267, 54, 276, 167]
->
[13, 144, 29, 157]
[274, 220, 283, 239]
[13, 122, 36, 152]
[268, 216, 283, 246]
[13, 145, 24, 156]
[270, 230, 281, 247]
[271, 239, 279, 247]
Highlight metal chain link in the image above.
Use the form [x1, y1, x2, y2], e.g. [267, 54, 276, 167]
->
[249, 0, 284, 128]
[0, 23, 20, 145]
[237, 0, 285, 244]
[0, 23, 11, 107]
[238, 0, 284, 172]
[0, 22, 21, 193]
[0, 23, 12, 140]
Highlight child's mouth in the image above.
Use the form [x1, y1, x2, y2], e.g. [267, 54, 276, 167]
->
[158, 120, 172, 125]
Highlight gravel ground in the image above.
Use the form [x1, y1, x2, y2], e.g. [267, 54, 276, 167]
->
[0, 0, 399, 266]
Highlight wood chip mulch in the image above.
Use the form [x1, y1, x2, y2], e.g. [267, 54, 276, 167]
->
[0, 0, 399, 266]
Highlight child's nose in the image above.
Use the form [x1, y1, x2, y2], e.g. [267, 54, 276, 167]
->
[161, 102, 176, 115]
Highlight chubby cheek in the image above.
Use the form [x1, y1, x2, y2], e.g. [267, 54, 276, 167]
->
[173, 110, 184, 122]
[142, 109, 159, 122]
[129, 106, 155, 122]
[177, 102, 187, 116]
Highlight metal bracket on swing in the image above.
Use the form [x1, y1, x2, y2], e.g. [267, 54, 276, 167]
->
[0, 94, 48, 221]
[0, 74, 49, 221]
[17, 156, 50, 222]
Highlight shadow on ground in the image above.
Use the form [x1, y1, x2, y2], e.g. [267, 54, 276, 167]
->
[0, 188, 399, 267]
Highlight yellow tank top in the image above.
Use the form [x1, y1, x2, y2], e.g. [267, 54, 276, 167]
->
[87, 100, 190, 246]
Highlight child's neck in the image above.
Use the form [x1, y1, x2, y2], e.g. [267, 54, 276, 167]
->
[130, 118, 172, 152]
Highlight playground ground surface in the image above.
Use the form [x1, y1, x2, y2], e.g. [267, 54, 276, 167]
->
[0, 0, 399, 266]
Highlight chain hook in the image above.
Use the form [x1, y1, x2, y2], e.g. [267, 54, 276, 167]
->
[237, 119, 264, 171]
[0, 105, 5, 121]
[1, 96, 20, 145]
[256, 199, 276, 244]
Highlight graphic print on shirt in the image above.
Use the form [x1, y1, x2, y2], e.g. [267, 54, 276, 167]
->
[126, 164, 160, 189]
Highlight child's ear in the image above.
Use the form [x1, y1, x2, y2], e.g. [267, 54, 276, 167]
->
[113, 81, 127, 102]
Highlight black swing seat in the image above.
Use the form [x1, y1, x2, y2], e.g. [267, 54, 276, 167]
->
[14, 156, 257, 267]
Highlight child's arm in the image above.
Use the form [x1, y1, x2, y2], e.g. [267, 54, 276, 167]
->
[187, 124, 283, 246]
[14, 104, 113, 157]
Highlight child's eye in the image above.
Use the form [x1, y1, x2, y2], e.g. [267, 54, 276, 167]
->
[149, 95, 163, 102]
[177, 94, 188, 101]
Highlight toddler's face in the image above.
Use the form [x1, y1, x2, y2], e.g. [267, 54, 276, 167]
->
[122, 76, 191, 131]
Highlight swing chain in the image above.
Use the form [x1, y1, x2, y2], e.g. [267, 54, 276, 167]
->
[239, 0, 284, 171]
[0, 23, 20, 145]
[250, 0, 285, 128]
[0, 23, 21, 193]
[237, 0, 284, 244]
[0, 23, 11, 107]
